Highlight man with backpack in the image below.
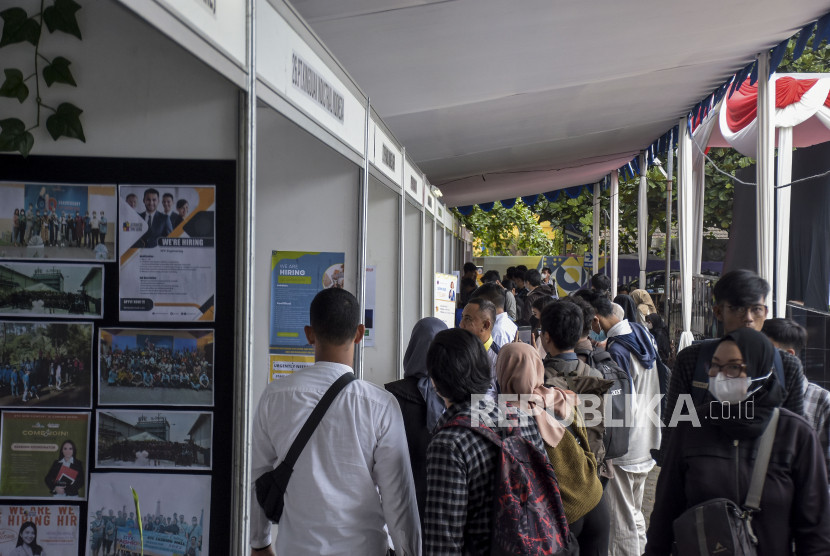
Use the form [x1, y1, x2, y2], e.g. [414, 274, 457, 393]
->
[424, 328, 572, 555]
[579, 290, 662, 556]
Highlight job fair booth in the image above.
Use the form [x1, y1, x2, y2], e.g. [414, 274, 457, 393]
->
[0, 0, 467, 553]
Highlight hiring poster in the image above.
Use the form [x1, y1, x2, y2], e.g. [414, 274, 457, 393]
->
[0, 262, 104, 319]
[118, 185, 216, 322]
[0, 505, 80, 555]
[434, 272, 457, 329]
[268, 251, 344, 381]
[0, 321, 93, 409]
[88, 472, 210, 556]
[0, 412, 90, 500]
[0, 181, 117, 262]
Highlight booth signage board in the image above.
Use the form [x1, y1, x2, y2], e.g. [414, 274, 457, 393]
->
[137, 0, 246, 67]
[404, 161, 422, 203]
[118, 185, 216, 322]
[425, 190, 436, 215]
[364, 266, 376, 347]
[433, 273, 457, 329]
[256, 0, 366, 156]
[371, 122, 402, 185]
[268, 251, 345, 381]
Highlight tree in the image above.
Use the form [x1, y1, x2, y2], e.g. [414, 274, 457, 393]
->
[455, 200, 555, 256]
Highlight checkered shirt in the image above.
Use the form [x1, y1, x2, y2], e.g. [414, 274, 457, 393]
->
[804, 382, 830, 478]
[423, 400, 545, 555]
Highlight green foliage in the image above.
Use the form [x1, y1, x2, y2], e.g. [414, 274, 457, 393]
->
[0, 0, 84, 156]
[454, 200, 555, 256]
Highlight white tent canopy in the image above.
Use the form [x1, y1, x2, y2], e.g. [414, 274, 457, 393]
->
[292, 0, 830, 207]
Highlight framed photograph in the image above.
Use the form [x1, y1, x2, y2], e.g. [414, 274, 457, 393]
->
[98, 328, 214, 406]
[118, 185, 216, 322]
[0, 261, 104, 319]
[0, 181, 117, 261]
[0, 321, 93, 409]
[0, 412, 89, 500]
[0, 504, 80, 555]
[96, 410, 213, 470]
[87, 472, 210, 556]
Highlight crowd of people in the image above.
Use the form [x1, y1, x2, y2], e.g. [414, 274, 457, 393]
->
[10, 205, 108, 248]
[0, 352, 82, 402]
[89, 506, 204, 556]
[98, 438, 208, 467]
[250, 269, 830, 556]
[100, 342, 212, 392]
[1, 289, 98, 315]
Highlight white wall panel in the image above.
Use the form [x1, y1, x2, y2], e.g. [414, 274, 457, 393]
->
[403, 202, 422, 341]
[423, 214, 435, 317]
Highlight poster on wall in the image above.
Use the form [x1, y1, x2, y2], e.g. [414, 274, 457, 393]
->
[0, 321, 92, 409]
[0, 181, 117, 261]
[98, 328, 214, 406]
[0, 262, 104, 319]
[88, 472, 210, 556]
[434, 272, 457, 329]
[96, 410, 213, 470]
[364, 266, 376, 347]
[268, 251, 344, 381]
[0, 504, 80, 555]
[118, 185, 216, 322]
[0, 412, 89, 500]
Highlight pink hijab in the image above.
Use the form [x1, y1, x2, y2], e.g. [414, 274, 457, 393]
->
[495, 342, 577, 447]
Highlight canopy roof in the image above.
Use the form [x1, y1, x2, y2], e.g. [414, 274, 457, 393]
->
[291, 0, 830, 207]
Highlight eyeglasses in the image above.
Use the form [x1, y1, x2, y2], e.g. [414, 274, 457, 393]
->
[705, 361, 747, 378]
[724, 304, 768, 318]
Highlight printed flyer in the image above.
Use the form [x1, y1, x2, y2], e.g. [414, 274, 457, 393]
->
[0, 504, 80, 555]
[434, 272, 457, 329]
[268, 251, 344, 381]
[0, 262, 104, 319]
[118, 185, 216, 322]
[0, 412, 90, 499]
[88, 472, 210, 556]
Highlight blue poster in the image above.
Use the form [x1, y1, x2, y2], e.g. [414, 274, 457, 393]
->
[25, 184, 89, 216]
[269, 251, 345, 348]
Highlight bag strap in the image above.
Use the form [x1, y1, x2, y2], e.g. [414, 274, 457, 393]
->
[282, 372, 356, 469]
[744, 407, 780, 512]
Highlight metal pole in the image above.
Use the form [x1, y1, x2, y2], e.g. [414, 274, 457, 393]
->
[610, 171, 620, 299]
[230, 0, 256, 551]
[664, 129, 674, 326]
[355, 99, 370, 379]
[756, 51, 775, 309]
[420, 182, 426, 318]
[592, 182, 600, 278]
[398, 149, 406, 377]
[638, 151, 648, 287]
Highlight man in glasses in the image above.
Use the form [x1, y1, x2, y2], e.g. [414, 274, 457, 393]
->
[662, 270, 805, 450]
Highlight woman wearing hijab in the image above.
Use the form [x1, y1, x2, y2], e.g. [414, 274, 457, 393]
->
[630, 289, 657, 325]
[496, 342, 609, 555]
[613, 294, 640, 324]
[645, 328, 830, 555]
[384, 316, 448, 522]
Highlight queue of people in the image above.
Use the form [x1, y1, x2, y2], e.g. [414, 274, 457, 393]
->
[250, 269, 830, 556]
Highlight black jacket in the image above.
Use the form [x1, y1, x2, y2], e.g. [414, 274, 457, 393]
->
[385, 377, 432, 525]
[645, 408, 830, 555]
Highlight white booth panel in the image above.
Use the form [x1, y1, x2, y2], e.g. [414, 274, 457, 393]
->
[364, 176, 401, 386]
[404, 161, 423, 204]
[256, 0, 366, 156]
[253, 107, 361, 393]
[370, 120, 402, 186]
[423, 215, 435, 317]
[404, 202, 422, 339]
[435, 224, 445, 274]
[424, 189, 436, 215]
[0, 0, 238, 159]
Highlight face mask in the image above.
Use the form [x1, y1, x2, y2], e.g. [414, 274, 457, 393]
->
[709, 375, 750, 404]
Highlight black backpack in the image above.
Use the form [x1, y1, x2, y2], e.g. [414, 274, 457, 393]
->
[576, 347, 632, 461]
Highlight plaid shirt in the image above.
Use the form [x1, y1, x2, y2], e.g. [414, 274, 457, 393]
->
[423, 400, 545, 555]
[662, 342, 805, 452]
[804, 382, 830, 478]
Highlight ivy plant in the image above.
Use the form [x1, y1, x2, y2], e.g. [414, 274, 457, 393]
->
[0, 0, 84, 157]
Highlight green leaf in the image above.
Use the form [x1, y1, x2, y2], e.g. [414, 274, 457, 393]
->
[0, 8, 41, 47]
[42, 56, 76, 87]
[0, 68, 29, 102]
[0, 118, 34, 157]
[45, 102, 85, 142]
[43, 0, 82, 40]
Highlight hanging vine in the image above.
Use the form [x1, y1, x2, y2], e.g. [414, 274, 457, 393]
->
[0, 0, 84, 157]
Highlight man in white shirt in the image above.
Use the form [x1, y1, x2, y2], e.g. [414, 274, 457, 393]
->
[472, 283, 516, 348]
[250, 288, 421, 556]
[459, 297, 500, 392]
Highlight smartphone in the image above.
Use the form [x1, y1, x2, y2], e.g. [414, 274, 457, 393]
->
[517, 326, 532, 343]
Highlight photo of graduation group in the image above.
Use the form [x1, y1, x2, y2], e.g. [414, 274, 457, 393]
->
[0, 178, 219, 556]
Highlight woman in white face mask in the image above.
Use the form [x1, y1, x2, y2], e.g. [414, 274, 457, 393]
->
[644, 327, 830, 555]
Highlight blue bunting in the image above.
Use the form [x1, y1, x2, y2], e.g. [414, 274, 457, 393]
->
[770, 39, 789, 75]
[500, 198, 516, 209]
[793, 22, 816, 62]
[543, 191, 560, 202]
[521, 195, 539, 206]
[455, 205, 474, 215]
[478, 202, 495, 212]
[815, 13, 830, 49]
